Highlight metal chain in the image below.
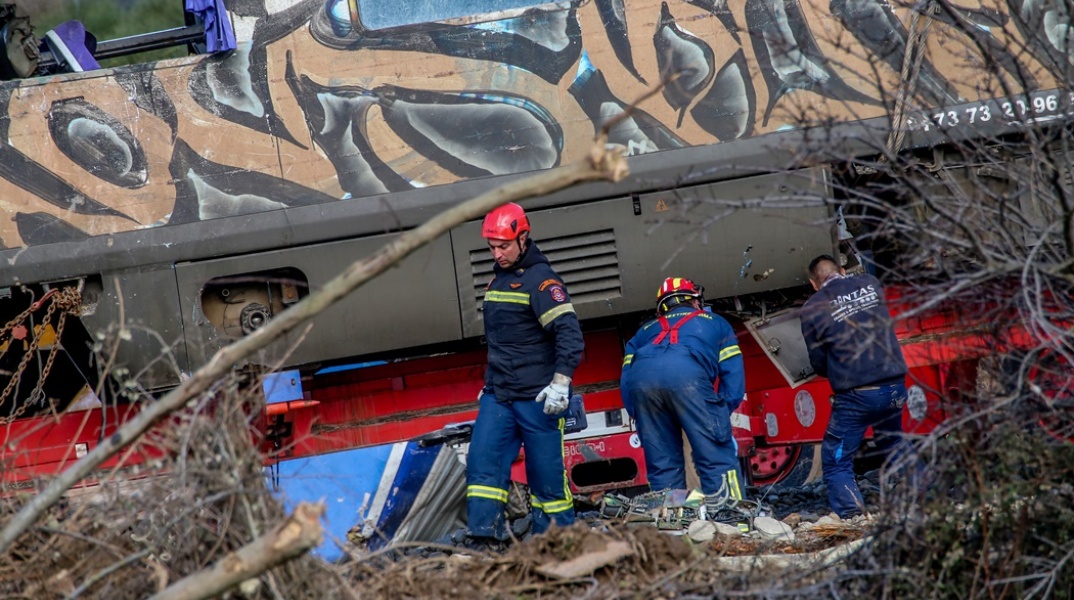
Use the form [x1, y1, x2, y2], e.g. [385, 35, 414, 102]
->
[888, 0, 938, 157]
[0, 287, 82, 425]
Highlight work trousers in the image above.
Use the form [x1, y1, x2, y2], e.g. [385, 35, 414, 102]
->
[628, 381, 744, 498]
[466, 392, 574, 539]
[823, 381, 908, 518]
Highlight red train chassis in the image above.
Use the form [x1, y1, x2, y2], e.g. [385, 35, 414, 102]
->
[0, 286, 1044, 494]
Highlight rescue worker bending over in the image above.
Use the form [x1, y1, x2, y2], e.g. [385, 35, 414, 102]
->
[799, 254, 909, 519]
[620, 277, 746, 500]
[466, 202, 584, 545]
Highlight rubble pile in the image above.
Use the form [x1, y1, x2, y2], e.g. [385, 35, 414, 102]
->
[753, 469, 885, 520]
[340, 487, 876, 599]
[353, 471, 887, 563]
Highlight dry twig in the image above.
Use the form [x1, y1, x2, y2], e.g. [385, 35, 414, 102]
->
[147, 502, 324, 600]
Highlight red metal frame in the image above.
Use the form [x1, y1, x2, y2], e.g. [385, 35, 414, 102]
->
[0, 403, 166, 491]
[261, 329, 642, 494]
[0, 284, 1053, 492]
[264, 330, 627, 459]
[510, 431, 649, 496]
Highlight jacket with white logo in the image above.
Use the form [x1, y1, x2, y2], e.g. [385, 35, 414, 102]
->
[800, 273, 907, 393]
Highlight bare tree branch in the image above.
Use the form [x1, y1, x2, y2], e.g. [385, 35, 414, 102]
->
[147, 501, 324, 600]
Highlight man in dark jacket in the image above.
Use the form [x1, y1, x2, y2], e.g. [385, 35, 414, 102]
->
[466, 202, 584, 545]
[620, 277, 746, 501]
[800, 254, 909, 518]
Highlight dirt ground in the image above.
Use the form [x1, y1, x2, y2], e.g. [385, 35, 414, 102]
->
[341, 518, 869, 599]
[0, 499, 871, 600]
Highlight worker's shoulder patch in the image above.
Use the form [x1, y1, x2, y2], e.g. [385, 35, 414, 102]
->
[547, 285, 567, 303]
[485, 276, 496, 290]
[538, 278, 562, 291]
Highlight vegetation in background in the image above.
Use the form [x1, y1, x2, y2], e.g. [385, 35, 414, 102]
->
[825, 400, 1074, 599]
[23, 0, 189, 68]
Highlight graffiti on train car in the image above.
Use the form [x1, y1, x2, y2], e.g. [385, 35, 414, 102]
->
[0, 0, 1065, 248]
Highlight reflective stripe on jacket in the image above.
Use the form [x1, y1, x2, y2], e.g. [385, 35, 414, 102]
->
[483, 242, 584, 402]
[620, 306, 745, 417]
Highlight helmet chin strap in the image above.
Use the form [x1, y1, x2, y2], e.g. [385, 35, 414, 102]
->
[510, 233, 528, 268]
[659, 295, 701, 315]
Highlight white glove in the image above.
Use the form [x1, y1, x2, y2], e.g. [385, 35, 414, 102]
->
[536, 373, 571, 415]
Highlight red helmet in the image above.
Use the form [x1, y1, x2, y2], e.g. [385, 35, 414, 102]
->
[482, 203, 530, 240]
[656, 277, 704, 312]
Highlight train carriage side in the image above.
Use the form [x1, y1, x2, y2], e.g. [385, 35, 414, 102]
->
[0, 0, 1066, 487]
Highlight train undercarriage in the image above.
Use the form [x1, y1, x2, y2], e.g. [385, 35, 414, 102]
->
[0, 279, 1013, 497]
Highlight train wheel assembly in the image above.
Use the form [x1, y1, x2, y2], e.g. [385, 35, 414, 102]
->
[749, 444, 821, 489]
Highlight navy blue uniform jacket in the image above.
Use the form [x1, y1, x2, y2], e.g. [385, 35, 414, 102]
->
[799, 274, 908, 393]
[620, 306, 746, 418]
[482, 242, 584, 403]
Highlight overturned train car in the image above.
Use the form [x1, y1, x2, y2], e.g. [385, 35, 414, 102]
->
[0, 0, 1069, 490]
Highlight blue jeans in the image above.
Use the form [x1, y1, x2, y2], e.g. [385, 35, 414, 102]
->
[822, 381, 907, 518]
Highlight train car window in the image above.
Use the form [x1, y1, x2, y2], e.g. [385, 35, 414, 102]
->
[349, 0, 552, 31]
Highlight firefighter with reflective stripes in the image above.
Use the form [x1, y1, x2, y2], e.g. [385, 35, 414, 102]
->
[620, 277, 747, 500]
[466, 203, 584, 545]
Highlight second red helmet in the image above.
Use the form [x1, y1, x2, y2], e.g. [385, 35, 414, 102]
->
[482, 203, 531, 240]
[656, 277, 704, 305]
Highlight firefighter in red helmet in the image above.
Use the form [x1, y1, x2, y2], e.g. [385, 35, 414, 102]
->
[466, 202, 584, 546]
[620, 277, 747, 502]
